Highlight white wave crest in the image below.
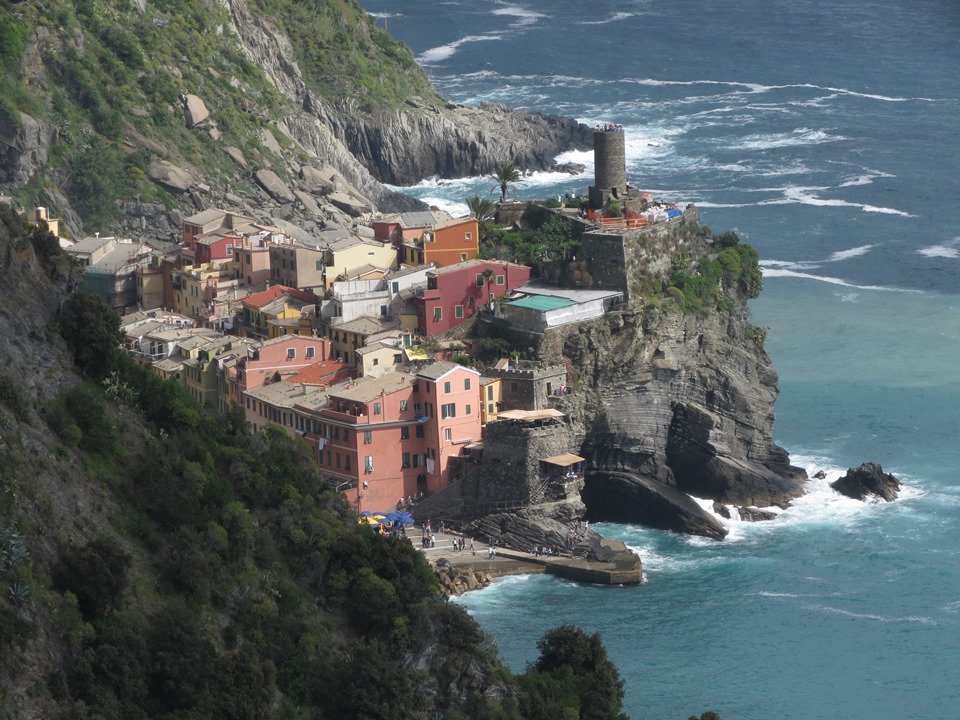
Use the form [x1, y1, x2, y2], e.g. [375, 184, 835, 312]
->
[491, 5, 544, 25]
[735, 127, 842, 151]
[828, 244, 874, 262]
[804, 604, 938, 625]
[918, 240, 960, 259]
[760, 267, 919, 293]
[418, 34, 502, 63]
[579, 11, 637, 25]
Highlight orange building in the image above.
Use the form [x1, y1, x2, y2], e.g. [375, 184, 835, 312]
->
[300, 361, 481, 512]
[399, 217, 480, 267]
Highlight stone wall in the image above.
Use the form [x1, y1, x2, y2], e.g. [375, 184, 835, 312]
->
[578, 205, 701, 305]
[461, 420, 574, 507]
[481, 364, 567, 411]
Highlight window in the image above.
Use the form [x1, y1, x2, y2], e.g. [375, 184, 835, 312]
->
[496, 274, 505, 285]
[427, 448, 436, 459]
[468, 295, 475, 306]
[392, 281, 399, 293]
[306, 347, 315, 359]
[373, 358, 379, 366]
[400, 400, 408, 411]
[335, 453, 341, 469]
[401, 426, 410, 440]
[365, 456, 374, 473]
[444, 381, 451, 394]
[394, 353, 402, 363]
[476, 274, 484, 287]
[455, 305, 464, 318]
[364, 431, 373, 444]
[426, 402, 433, 417]
[414, 402, 421, 415]
[380, 305, 388, 316]
[287, 348, 296, 359]
[416, 425, 424, 438]
[413, 454, 422, 468]
[226, 243, 234, 256]
[445, 428, 452, 441]
[327, 450, 332, 466]
[433, 306, 442, 321]
[465, 232, 472, 241]
[460, 253, 467, 261]
[373, 402, 382, 415]
[488, 402, 494, 413]
[441, 403, 456, 419]
[345, 455, 351, 471]
[344, 430, 349, 442]
[315, 260, 323, 271]
[465, 404, 472, 415]
[402, 452, 411, 468]
[487, 386, 494, 400]
[465, 378, 471, 391]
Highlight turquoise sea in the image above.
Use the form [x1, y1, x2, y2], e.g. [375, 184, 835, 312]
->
[362, 1, 960, 717]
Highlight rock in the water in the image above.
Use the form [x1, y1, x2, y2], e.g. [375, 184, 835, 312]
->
[182, 94, 210, 128]
[831, 463, 900, 502]
[737, 506, 779, 522]
[813, 470, 827, 479]
[555, 162, 587, 175]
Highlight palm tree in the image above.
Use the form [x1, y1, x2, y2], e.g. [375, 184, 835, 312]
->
[490, 162, 523, 202]
[465, 195, 496, 222]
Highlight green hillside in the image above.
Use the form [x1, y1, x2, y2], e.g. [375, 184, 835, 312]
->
[0, 210, 636, 719]
[0, 0, 438, 227]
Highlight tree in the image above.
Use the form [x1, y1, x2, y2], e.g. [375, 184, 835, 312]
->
[521, 625, 628, 720]
[490, 162, 523, 202]
[58, 292, 123, 379]
[466, 195, 496, 222]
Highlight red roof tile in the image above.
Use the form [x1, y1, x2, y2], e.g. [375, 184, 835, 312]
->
[288, 360, 354, 387]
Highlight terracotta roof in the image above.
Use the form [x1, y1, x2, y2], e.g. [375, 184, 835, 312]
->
[287, 360, 354, 387]
[242, 285, 318, 309]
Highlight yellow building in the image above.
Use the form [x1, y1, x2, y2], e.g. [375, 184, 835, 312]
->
[322, 238, 397, 290]
[480, 377, 503, 424]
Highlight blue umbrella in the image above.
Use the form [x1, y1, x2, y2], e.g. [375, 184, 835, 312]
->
[396, 513, 415, 524]
[384, 512, 403, 522]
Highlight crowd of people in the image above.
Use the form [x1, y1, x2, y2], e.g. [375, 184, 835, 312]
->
[595, 122, 624, 132]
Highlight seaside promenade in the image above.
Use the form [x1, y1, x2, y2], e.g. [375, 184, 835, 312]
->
[414, 527, 642, 587]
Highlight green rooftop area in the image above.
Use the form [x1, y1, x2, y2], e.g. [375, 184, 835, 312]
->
[507, 295, 578, 312]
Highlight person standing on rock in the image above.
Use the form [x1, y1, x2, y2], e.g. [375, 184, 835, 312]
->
[470, 537, 476, 554]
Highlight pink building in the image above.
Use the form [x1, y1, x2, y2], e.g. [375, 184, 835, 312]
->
[229, 335, 332, 406]
[300, 361, 481, 512]
[415, 259, 531, 336]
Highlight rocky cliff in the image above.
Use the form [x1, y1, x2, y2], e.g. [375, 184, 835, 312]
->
[0, 0, 589, 242]
[531, 222, 807, 536]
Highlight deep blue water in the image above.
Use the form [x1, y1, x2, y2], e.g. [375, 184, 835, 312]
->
[363, 1, 960, 717]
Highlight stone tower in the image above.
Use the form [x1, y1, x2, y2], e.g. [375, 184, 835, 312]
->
[589, 128, 629, 209]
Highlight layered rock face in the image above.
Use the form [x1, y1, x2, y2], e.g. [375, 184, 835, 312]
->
[320, 100, 593, 186]
[551, 260, 806, 536]
[578, 307, 803, 501]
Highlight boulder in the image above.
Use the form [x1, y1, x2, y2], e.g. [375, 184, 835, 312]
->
[254, 168, 295, 203]
[223, 146, 249, 170]
[555, 162, 587, 175]
[259, 128, 283, 156]
[182, 94, 210, 128]
[831, 463, 900, 502]
[327, 190, 371, 217]
[300, 165, 335, 195]
[148, 160, 194, 193]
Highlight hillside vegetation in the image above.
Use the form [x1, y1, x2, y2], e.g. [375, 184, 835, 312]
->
[0, 208, 639, 719]
[0, 0, 436, 228]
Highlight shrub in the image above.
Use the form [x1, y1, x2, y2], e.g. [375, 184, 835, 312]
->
[54, 536, 131, 620]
